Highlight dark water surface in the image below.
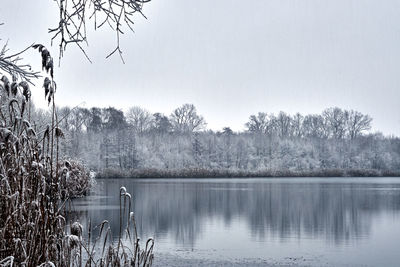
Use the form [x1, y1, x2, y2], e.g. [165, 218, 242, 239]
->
[72, 178, 400, 266]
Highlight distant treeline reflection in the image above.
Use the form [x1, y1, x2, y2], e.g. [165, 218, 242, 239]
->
[73, 179, 400, 246]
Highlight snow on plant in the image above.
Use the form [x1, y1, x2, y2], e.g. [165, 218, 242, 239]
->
[58, 159, 94, 198]
[0, 44, 154, 266]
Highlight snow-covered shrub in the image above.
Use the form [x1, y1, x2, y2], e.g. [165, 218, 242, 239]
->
[58, 159, 94, 198]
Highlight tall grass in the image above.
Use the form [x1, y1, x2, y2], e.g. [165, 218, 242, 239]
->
[0, 45, 154, 266]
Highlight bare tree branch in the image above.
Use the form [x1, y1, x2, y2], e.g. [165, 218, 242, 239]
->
[50, 0, 150, 63]
[0, 43, 41, 84]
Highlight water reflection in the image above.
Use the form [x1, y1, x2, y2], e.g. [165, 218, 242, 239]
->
[72, 178, 400, 248]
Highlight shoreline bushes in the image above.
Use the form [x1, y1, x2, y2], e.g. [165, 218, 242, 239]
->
[96, 167, 400, 179]
[59, 159, 94, 199]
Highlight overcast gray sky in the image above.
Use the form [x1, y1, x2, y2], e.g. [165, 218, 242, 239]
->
[1, 0, 400, 135]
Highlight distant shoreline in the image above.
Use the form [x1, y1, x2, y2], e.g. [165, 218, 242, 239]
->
[95, 168, 400, 179]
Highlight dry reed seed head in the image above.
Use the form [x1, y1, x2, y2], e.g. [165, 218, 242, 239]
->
[50, 84, 55, 95]
[120, 186, 127, 195]
[0, 127, 10, 140]
[0, 84, 7, 98]
[1, 75, 9, 84]
[45, 58, 54, 79]
[64, 160, 71, 169]
[10, 82, 18, 97]
[1, 75, 10, 97]
[60, 167, 68, 175]
[26, 127, 36, 138]
[32, 44, 54, 78]
[71, 222, 83, 238]
[55, 127, 64, 138]
[43, 77, 51, 99]
[44, 125, 50, 140]
[0, 128, 13, 143]
[19, 81, 31, 102]
[21, 98, 26, 116]
[41, 49, 50, 70]
[67, 234, 80, 249]
[22, 119, 30, 129]
[32, 43, 45, 52]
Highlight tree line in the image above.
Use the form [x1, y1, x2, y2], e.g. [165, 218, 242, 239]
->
[29, 103, 400, 176]
[53, 104, 372, 137]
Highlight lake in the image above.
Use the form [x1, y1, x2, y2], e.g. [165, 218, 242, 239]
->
[72, 177, 400, 266]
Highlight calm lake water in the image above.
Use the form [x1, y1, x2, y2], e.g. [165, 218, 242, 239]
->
[72, 177, 400, 266]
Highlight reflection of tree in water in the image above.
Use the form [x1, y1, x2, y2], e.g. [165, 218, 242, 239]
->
[76, 180, 400, 246]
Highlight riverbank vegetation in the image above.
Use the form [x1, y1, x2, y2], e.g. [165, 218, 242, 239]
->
[1, 16, 154, 265]
[29, 104, 400, 178]
[96, 167, 400, 179]
[0, 46, 154, 266]
[1, 0, 157, 265]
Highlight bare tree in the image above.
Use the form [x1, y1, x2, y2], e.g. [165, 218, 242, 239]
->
[276, 111, 292, 138]
[245, 112, 269, 134]
[302, 114, 326, 138]
[126, 106, 154, 134]
[170, 104, 206, 133]
[346, 110, 372, 139]
[292, 113, 304, 138]
[323, 107, 347, 139]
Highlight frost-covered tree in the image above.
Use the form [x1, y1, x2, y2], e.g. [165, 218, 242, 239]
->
[292, 113, 304, 137]
[303, 114, 326, 138]
[102, 107, 127, 130]
[152, 112, 172, 134]
[170, 104, 206, 133]
[49, 104, 399, 176]
[245, 112, 269, 134]
[222, 127, 234, 135]
[346, 110, 372, 139]
[126, 106, 154, 134]
[88, 107, 103, 133]
[276, 111, 292, 138]
[323, 107, 347, 139]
